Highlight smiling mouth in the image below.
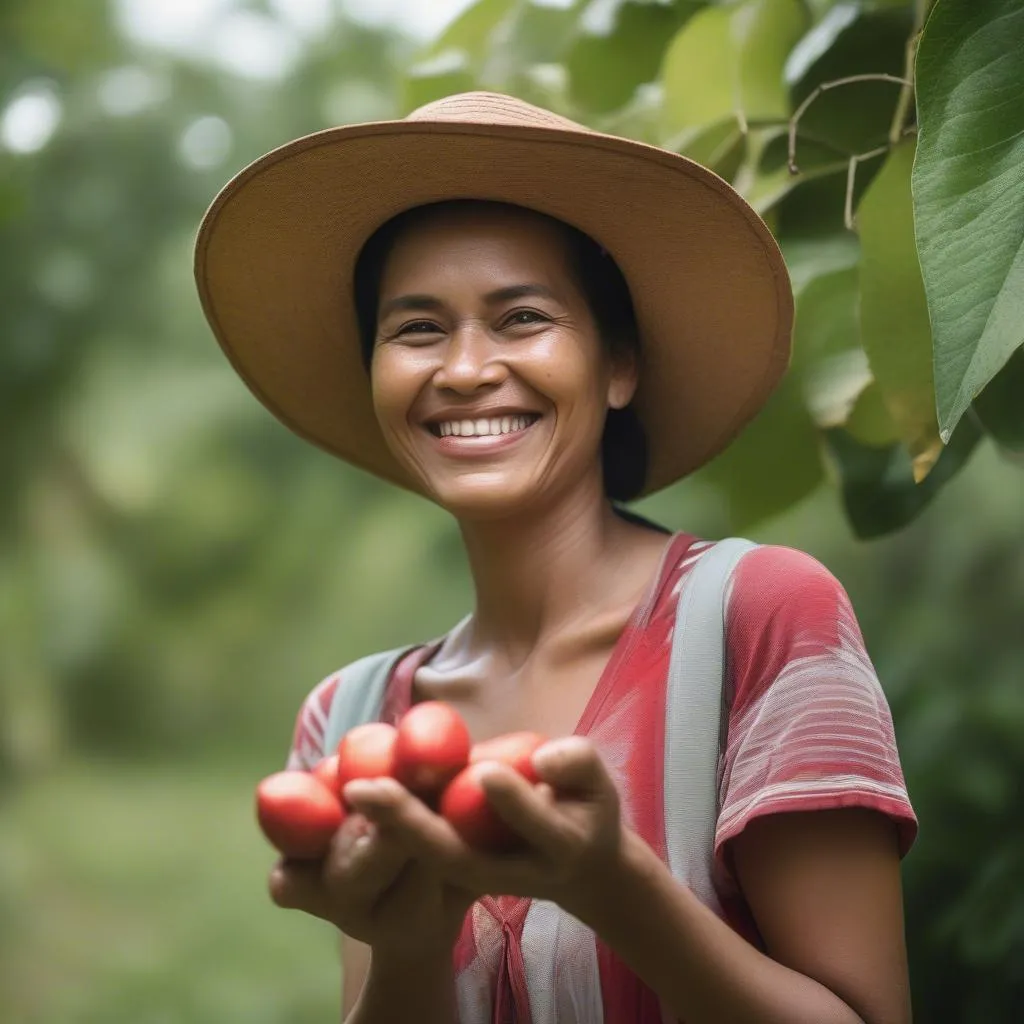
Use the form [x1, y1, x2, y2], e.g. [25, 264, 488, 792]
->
[428, 414, 540, 439]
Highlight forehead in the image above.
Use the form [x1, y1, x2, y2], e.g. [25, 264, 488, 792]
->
[379, 204, 576, 291]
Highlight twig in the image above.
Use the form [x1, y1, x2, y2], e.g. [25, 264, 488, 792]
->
[845, 145, 891, 230]
[788, 74, 911, 174]
[888, 0, 935, 145]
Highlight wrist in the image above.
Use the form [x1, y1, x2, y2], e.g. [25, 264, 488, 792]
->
[566, 826, 658, 931]
[371, 933, 456, 969]
[353, 941, 456, 1024]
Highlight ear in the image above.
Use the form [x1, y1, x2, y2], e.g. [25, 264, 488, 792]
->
[606, 346, 639, 410]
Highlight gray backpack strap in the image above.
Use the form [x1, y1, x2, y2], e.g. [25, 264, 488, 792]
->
[322, 647, 412, 756]
[663, 537, 757, 911]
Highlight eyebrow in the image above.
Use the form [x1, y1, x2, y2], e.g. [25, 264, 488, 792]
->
[378, 283, 560, 320]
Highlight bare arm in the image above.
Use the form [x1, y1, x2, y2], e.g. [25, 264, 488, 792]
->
[581, 808, 911, 1024]
[341, 933, 456, 1024]
[341, 936, 370, 1018]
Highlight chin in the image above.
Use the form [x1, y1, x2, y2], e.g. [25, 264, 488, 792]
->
[427, 471, 543, 522]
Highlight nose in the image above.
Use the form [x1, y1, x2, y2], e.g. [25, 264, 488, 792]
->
[432, 320, 506, 394]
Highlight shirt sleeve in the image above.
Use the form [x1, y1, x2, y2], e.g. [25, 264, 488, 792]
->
[284, 672, 340, 771]
[714, 544, 918, 867]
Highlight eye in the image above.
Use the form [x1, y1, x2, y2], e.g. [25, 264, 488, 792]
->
[395, 319, 442, 338]
[501, 309, 548, 328]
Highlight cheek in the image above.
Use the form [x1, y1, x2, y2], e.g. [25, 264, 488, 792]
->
[370, 349, 428, 429]
[517, 335, 610, 420]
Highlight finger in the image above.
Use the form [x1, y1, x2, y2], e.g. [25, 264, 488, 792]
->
[324, 811, 408, 895]
[532, 736, 613, 797]
[268, 856, 325, 915]
[346, 776, 473, 872]
[476, 763, 577, 862]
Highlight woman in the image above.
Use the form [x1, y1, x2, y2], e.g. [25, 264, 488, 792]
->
[195, 92, 917, 1023]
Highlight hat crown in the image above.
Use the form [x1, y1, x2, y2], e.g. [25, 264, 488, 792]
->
[406, 91, 586, 133]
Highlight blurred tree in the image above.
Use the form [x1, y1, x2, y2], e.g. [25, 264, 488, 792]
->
[1, 0, 1022, 1021]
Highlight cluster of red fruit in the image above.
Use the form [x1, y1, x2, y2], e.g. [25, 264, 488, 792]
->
[256, 701, 547, 860]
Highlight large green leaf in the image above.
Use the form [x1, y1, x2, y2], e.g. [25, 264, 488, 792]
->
[913, 0, 1024, 443]
[791, 265, 900, 446]
[823, 413, 983, 539]
[659, 0, 807, 155]
[858, 139, 942, 481]
[972, 345, 1024, 453]
[691, 371, 824, 531]
[566, 0, 700, 114]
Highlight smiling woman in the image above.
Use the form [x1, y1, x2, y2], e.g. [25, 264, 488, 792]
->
[194, 92, 917, 1024]
[353, 199, 647, 513]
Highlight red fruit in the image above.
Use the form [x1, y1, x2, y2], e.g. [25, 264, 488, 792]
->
[470, 731, 547, 784]
[256, 771, 344, 859]
[311, 753, 340, 794]
[393, 701, 471, 799]
[440, 764, 519, 852]
[336, 722, 399, 795]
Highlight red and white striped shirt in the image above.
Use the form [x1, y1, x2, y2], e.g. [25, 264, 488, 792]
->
[287, 534, 917, 1021]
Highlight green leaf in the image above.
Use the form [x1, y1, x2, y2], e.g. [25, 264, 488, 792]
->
[659, 0, 807, 152]
[780, 232, 861, 295]
[791, 265, 860, 371]
[401, 0, 517, 111]
[566, 1, 700, 114]
[734, 127, 848, 216]
[912, 0, 1024, 443]
[823, 413, 983, 539]
[786, 3, 912, 158]
[401, 52, 479, 113]
[784, 1, 860, 85]
[972, 345, 1024, 453]
[791, 264, 900, 446]
[844, 380, 901, 447]
[482, 0, 585, 83]
[425, 0, 517, 59]
[693, 371, 824, 530]
[857, 139, 942, 482]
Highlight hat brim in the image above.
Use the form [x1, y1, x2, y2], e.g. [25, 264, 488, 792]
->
[194, 118, 793, 498]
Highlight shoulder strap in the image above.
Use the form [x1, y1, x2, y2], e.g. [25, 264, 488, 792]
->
[663, 537, 757, 911]
[322, 646, 412, 756]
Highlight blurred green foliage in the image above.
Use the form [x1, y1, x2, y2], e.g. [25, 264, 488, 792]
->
[1, 1, 1022, 1021]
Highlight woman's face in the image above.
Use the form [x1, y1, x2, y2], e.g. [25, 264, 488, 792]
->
[369, 205, 637, 519]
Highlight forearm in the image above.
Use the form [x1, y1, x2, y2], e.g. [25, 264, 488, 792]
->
[579, 832, 866, 1024]
[345, 946, 456, 1024]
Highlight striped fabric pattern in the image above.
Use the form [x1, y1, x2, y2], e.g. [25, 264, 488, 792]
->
[285, 535, 918, 1021]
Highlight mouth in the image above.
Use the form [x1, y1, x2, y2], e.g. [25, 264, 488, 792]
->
[426, 413, 541, 440]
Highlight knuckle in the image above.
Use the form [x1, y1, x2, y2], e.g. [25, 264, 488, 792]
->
[268, 865, 295, 908]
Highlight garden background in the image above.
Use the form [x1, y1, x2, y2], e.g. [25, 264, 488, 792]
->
[1, 1, 1022, 1020]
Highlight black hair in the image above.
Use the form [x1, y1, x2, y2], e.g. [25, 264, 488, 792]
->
[352, 200, 649, 503]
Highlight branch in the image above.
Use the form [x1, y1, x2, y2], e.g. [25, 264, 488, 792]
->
[844, 145, 891, 231]
[788, 74, 911, 174]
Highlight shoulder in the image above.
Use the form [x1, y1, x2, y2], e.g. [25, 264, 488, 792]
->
[728, 542, 853, 618]
[723, 544, 867, 712]
[284, 644, 427, 770]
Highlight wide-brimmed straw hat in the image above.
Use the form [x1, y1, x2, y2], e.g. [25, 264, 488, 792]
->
[194, 91, 793, 498]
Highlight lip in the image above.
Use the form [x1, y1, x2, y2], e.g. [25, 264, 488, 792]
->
[421, 406, 543, 430]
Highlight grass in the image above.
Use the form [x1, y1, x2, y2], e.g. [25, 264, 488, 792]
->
[0, 758, 341, 1023]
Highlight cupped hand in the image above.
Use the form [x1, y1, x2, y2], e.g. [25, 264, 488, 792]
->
[268, 810, 475, 958]
[343, 736, 629, 922]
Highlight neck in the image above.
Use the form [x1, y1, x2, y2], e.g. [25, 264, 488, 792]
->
[456, 474, 654, 655]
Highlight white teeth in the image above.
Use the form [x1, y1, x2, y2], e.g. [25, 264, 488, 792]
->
[436, 415, 535, 438]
